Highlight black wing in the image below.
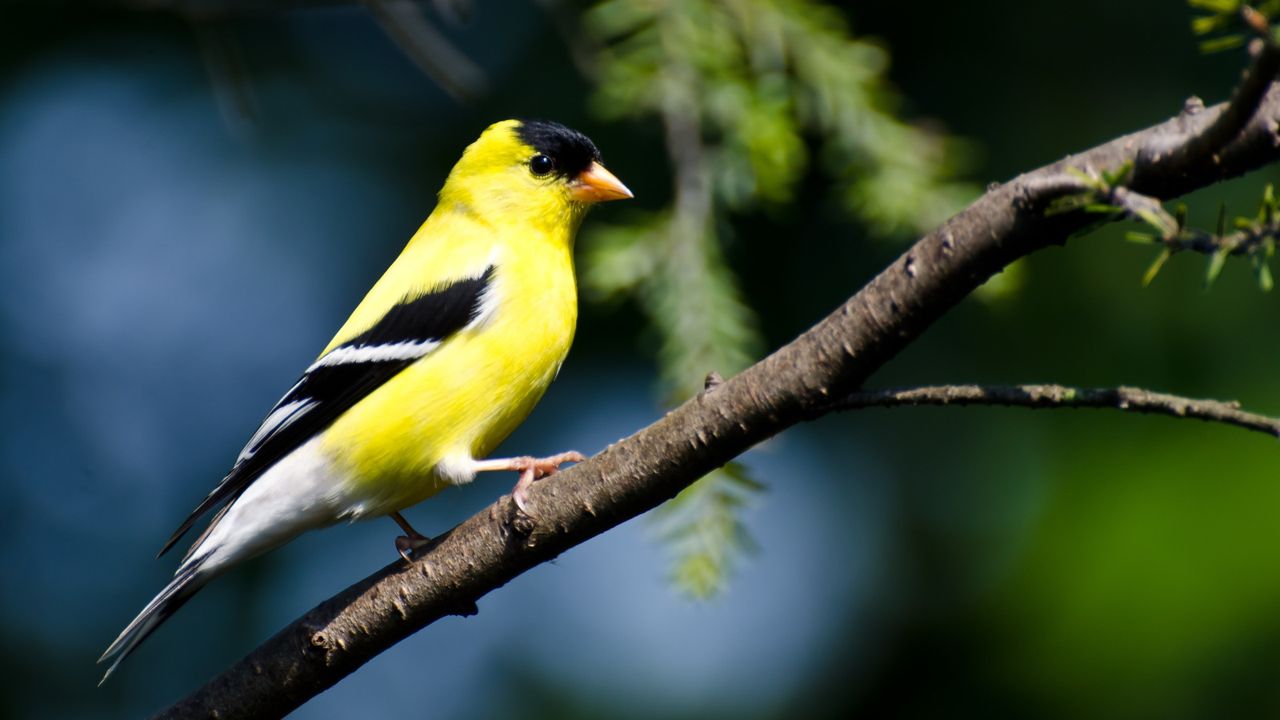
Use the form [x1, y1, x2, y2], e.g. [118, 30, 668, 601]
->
[158, 266, 495, 558]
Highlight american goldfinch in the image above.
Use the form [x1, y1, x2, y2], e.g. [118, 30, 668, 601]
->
[99, 119, 632, 681]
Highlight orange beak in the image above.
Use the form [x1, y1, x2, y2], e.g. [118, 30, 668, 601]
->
[570, 161, 634, 203]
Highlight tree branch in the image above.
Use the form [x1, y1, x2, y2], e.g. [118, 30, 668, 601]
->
[153, 70, 1280, 720]
[1135, 31, 1280, 185]
[833, 384, 1280, 438]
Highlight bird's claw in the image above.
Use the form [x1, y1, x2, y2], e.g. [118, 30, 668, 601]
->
[395, 533, 433, 562]
[510, 451, 586, 516]
[390, 511, 432, 561]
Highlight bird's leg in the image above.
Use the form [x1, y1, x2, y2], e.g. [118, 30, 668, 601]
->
[390, 511, 432, 561]
[472, 451, 586, 515]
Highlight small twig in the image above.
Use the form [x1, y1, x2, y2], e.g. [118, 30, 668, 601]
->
[1160, 224, 1273, 256]
[1118, 182, 1278, 287]
[1110, 186, 1180, 236]
[835, 384, 1280, 438]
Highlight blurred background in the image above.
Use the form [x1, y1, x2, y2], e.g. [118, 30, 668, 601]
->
[3, 0, 1280, 717]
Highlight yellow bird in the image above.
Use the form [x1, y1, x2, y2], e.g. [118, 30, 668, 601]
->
[99, 119, 632, 681]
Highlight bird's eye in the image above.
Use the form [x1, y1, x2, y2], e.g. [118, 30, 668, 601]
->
[530, 154, 555, 176]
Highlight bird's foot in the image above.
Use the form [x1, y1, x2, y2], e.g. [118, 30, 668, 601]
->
[474, 451, 586, 516]
[390, 511, 432, 561]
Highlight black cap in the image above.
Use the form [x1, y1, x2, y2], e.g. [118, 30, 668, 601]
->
[515, 119, 602, 178]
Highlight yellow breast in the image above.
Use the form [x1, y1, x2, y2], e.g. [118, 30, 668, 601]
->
[319, 205, 579, 516]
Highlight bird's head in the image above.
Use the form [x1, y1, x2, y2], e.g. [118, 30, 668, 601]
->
[438, 119, 633, 235]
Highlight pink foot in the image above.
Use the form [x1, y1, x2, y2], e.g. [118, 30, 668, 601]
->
[507, 451, 586, 515]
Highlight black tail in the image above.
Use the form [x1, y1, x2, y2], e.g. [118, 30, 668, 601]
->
[97, 553, 211, 684]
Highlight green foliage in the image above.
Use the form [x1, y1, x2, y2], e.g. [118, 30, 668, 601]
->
[1205, 246, 1230, 286]
[585, 211, 762, 401]
[1049, 164, 1132, 210]
[1126, 184, 1280, 290]
[1141, 248, 1172, 287]
[1054, 160, 1277, 291]
[1050, 162, 1179, 238]
[580, 0, 972, 596]
[652, 462, 763, 600]
[1190, 0, 1280, 52]
[587, 0, 973, 234]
